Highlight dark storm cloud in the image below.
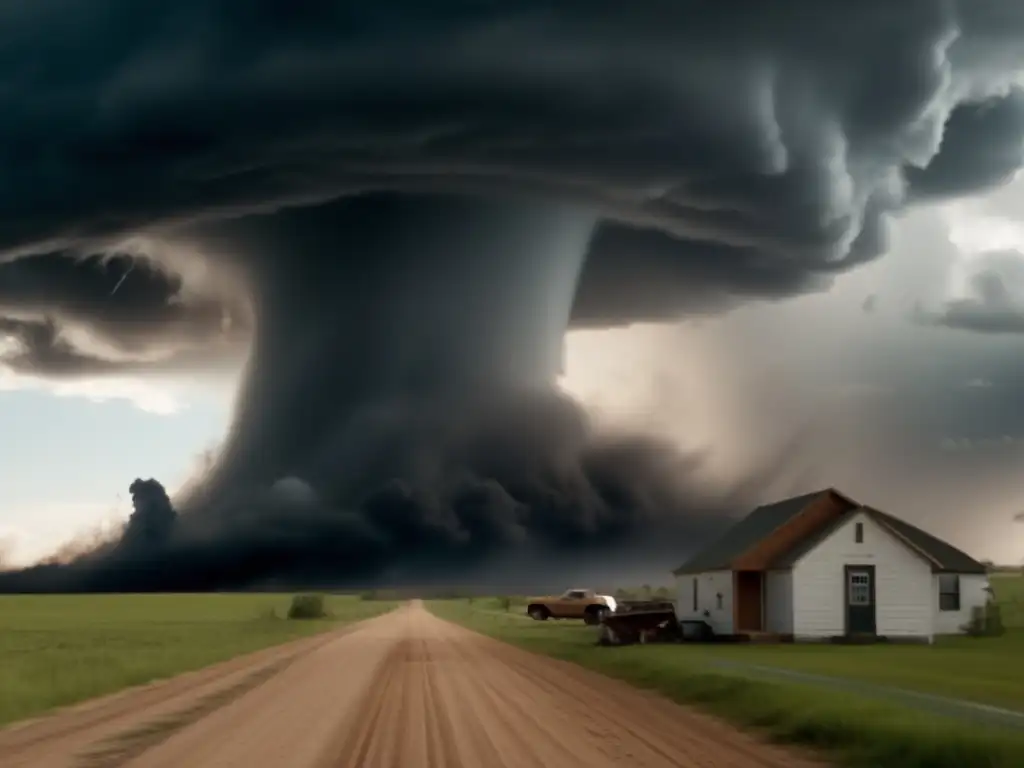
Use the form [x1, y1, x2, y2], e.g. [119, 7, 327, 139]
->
[2, 1, 1024, 590]
[905, 88, 1024, 200]
[0, 1, 1021, 308]
[916, 250, 1024, 334]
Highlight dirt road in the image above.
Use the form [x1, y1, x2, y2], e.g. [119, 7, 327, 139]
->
[0, 601, 823, 767]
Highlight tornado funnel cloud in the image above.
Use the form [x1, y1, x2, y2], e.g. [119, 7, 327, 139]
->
[188, 194, 598, 507]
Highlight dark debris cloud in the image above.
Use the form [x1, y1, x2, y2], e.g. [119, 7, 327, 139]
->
[1, 1, 1024, 590]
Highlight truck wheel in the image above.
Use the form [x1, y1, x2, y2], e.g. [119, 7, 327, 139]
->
[528, 605, 550, 621]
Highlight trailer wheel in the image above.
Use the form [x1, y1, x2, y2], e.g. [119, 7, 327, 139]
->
[598, 624, 620, 646]
[584, 606, 610, 626]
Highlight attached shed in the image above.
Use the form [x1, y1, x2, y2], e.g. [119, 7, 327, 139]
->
[673, 489, 990, 642]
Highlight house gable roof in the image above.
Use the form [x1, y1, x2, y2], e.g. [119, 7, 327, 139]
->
[672, 489, 838, 574]
[866, 508, 987, 574]
[674, 492, 988, 575]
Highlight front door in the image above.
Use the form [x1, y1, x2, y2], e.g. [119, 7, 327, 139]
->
[844, 565, 876, 635]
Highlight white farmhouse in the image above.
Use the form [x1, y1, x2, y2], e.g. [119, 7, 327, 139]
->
[673, 488, 991, 642]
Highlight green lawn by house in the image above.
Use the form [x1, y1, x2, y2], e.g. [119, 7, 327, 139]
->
[463, 576, 1024, 710]
[665, 628, 1024, 711]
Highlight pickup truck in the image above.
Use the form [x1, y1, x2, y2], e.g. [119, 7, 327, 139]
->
[525, 589, 618, 625]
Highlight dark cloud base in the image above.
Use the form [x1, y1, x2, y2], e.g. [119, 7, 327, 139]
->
[0, 389, 764, 593]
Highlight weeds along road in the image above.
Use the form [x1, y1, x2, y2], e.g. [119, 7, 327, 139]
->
[0, 601, 823, 768]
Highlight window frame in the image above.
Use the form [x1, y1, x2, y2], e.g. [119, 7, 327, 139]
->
[848, 572, 871, 606]
[938, 574, 961, 612]
[854, 522, 864, 543]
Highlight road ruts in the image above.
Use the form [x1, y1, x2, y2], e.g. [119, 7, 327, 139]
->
[327, 602, 824, 768]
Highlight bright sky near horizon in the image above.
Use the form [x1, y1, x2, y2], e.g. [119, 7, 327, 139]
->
[0, 378, 231, 565]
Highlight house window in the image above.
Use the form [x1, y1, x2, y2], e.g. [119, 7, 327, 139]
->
[939, 574, 961, 611]
[848, 572, 871, 606]
[692, 578, 699, 611]
[854, 522, 864, 543]
[716, 593, 723, 610]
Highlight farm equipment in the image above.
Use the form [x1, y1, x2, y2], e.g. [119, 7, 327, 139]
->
[597, 601, 715, 646]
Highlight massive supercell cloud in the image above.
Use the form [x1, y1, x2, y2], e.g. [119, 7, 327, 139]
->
[1, 1, 1023, 590]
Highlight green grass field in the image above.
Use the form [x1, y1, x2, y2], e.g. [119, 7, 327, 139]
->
[429, 579, 1024, 768]
[994, 572, 1024, 627]
[0, 593, 397, 727]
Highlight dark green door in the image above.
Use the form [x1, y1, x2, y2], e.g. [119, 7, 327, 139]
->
[844, 565, 876, 635]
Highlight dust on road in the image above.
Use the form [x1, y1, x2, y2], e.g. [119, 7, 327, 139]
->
[0, 601, 824, 767]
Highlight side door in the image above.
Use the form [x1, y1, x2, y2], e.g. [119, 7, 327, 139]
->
[547, 591, 572, 618]
[564, 590, 589, 618]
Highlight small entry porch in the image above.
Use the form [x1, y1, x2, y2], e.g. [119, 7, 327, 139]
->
[732, 570, 766, 634]
[730, 570, 792, 642]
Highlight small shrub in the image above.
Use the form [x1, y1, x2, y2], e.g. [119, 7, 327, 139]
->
[500, 596, 512, 612]
[287, 594, 327, 620]
[962, 602, 1005, 637]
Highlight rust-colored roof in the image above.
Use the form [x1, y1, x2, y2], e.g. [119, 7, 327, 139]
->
[672, 489, 834, 574]
[674, 490, 987, 575]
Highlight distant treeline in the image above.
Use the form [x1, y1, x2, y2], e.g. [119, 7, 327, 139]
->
[985, 564, 1023, 575]
[355, 587, 513, 601]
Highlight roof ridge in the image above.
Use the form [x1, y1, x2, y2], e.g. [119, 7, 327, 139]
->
[755, 487, 833, 509]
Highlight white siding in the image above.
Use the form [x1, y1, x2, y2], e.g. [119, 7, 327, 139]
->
[764, 570, 793, 634]
[791, 511, 934, 640]
[675, 570, 734, 635]
[933, 573, 991, 634]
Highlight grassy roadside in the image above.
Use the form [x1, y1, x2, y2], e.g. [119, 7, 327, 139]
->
[464, 578, 1024, 710]
[428, 599, 1024, 768]
[0, 593, 397, 727]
